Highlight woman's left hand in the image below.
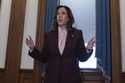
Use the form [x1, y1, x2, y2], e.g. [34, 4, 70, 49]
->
[86, 36, 96, 50]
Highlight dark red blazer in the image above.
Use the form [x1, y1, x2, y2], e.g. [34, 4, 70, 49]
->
[29, 27, 92, 83]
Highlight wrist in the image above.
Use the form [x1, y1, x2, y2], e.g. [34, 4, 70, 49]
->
[86, 48, 93, 53]
[29, 47, 35, 52]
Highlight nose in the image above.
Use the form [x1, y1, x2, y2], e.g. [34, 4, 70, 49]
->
[58, 14, 62, 18]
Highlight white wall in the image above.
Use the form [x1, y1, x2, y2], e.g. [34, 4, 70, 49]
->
[20, 0, 38, 69]
[120, 0, 125, 72]
[0, 0, 12, 68]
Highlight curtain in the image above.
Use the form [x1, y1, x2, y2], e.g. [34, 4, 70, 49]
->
[96, 0, 112, 82]
[44, 0, 59, 32]
[40, 0, 59, 79]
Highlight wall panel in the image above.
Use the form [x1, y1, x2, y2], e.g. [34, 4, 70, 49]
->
[0, 0, 12, 69]
[120, 0, 125, 72]
[20, 0, 38, 70]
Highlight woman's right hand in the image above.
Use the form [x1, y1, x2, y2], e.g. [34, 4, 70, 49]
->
[26, 36, 35, 50]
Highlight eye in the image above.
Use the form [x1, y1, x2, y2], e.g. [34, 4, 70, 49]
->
[62, 11, 65, 14]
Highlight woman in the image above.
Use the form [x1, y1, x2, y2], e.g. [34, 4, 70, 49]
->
[26, 5, 95, 83]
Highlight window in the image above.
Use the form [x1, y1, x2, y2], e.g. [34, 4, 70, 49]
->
[79, 43, 96, 69]
[60, 0, 97, 69]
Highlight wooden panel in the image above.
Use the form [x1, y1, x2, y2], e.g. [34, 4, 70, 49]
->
[4, 0, 26, 82]
[19, 70, 34, 83]
[110, 0, 121, 83]
[0, 70, 5, 83]
[33, 0, 46, 82]
[81, 71, 104, 83]
[83, 81, 103, 83]
[121, 72, 125, 83]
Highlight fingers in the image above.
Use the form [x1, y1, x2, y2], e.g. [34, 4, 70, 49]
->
[25, 35, 34, 47]
[25, 38, 30, 46]
[87, 44, 93, 49]
[26, 35, 33, 42]
[88, 36, 96, 46]
[26, 38, 28, 41]
[28, 35, 32, 41]
[90, 37, 96, 43]
[87, 40, 95, 49]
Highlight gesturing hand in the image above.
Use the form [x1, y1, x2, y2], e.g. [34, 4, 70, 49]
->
[86, 36, 96, 50]
[26, 35, 35, 50]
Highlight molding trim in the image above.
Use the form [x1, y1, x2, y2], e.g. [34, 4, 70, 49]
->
[110, 0, 121, 83]
[121, 72, 125, 83]
[5, 0, 26, 83]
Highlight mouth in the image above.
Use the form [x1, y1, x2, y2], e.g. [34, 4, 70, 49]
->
[58, 19, 63, 22]
[57, 19, 64, 24]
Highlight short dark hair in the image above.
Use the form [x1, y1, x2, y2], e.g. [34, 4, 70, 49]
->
[53, 5, 75, 31]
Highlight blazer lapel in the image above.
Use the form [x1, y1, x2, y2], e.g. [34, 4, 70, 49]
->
[53, 28, 75, 56]
[62, 28, 74, 56]
[52, 31, 61, 56]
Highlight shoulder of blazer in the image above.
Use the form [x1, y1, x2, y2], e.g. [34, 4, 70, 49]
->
[70, 27, 83, 35]
[46, 27, 83, 36]
[44, 30, 58, 40]
[44, 31, 55, 36]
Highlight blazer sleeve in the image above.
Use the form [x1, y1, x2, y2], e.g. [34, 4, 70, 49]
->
[77, 30, 93, 62]
[28, 33, 49, 63]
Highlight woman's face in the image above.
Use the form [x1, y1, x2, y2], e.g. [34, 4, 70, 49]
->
[56, 7, 69, 27]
